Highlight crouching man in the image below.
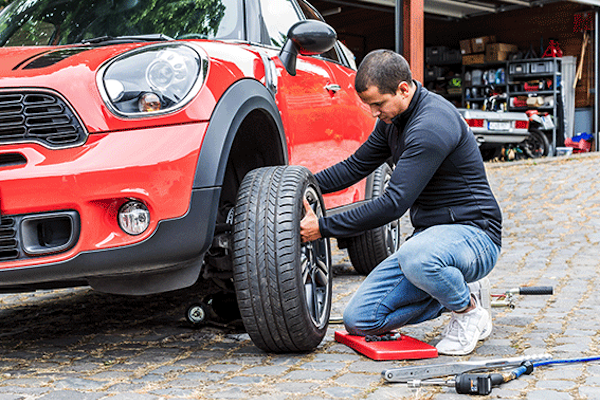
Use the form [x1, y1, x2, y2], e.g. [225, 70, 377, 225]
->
[300, 49, 502, 355]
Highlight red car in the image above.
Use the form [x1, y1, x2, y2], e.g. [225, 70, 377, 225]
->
[0, 0, 400, 352]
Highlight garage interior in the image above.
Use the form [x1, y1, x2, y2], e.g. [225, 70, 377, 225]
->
[310, 0, 599, 156]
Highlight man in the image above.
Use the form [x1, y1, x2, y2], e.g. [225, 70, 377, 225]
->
[300, 49, 502, 356]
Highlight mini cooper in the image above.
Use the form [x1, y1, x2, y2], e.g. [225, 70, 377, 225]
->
[0, 0, 402, 352]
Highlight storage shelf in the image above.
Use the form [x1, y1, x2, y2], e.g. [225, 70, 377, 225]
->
[510, 72, 561, 78]
[461, 57, 562, 155]
[509, 106, 554, 111]
[510, 90, 555, 96]
[465, 84, 506, 89]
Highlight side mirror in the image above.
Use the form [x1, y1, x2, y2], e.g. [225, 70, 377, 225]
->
[278, 20, 337, 76]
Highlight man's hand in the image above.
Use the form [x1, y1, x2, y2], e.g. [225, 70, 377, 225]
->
[300, 199, 322, 243]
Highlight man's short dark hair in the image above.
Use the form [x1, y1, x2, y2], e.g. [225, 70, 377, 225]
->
[355, 50, 413, 95]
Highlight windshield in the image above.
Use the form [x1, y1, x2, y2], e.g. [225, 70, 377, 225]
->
[0, 0, 243, 46]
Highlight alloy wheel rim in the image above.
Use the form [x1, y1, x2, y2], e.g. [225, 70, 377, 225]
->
[300, 186, 331, 329]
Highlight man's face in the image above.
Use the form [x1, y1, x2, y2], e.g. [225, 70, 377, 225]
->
[358, 83, 409, 124]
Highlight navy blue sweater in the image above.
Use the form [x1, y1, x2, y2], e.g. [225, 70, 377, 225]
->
[316, 82, 502, 247]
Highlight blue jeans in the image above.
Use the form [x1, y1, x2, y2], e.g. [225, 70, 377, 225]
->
[343, 224, 501, 336]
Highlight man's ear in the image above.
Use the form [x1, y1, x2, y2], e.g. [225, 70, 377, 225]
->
[398, 81, 411, 96]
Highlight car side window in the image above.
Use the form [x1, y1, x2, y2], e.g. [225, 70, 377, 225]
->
[297, 0, 342, 64]
[259, 0, 301, 48]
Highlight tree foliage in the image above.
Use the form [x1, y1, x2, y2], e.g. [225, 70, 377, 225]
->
[1, 0, 228, 45]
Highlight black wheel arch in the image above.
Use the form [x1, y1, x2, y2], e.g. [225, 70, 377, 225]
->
[193, 79, 288, 190]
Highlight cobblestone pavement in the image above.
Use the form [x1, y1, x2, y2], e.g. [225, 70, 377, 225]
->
[2, 153, 600, 400]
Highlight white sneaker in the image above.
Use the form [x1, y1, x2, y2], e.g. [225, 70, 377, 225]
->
[436, 296, 492, 356]
[468, 277, 492, 339]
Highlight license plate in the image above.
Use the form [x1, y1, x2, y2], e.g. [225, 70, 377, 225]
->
[488, 121, 511, 131]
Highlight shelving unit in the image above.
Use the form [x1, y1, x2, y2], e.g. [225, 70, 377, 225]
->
[506, 58, 562, 153]
[460, 58, 563, 154]
[424, 46, 462, 107]
[461, 61, 508, 111]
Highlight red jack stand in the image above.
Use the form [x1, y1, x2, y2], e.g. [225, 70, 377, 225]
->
[543, 39, 563, 58]
[335, 330, 438, 361]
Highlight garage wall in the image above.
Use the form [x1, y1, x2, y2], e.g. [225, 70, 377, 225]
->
[425, 1, 595, 108]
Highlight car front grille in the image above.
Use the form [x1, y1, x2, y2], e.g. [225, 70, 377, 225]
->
[0, 217, 19, 261]
[0, 90, 87, 148]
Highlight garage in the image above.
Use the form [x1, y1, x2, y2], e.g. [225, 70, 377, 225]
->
[310, 0, 599, 157]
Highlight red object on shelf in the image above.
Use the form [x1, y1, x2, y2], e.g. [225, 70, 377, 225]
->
[511, 97, 528, 108]
[334, 330, 438, 361]
[524, 82, 540, 92]
[543, 40, 563, 58]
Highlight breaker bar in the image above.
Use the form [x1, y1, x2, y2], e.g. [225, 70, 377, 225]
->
[382, 353, 552, 383]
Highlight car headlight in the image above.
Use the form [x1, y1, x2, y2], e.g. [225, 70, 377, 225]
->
[97, 43, 207, 117]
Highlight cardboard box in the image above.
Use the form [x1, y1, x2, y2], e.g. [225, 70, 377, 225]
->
[470, 35, 496, 53]
[487, 43, 518, 53]
[462, 53, 485, 65]
[485, 43, 518, 62]
[460, 39, 472, 55]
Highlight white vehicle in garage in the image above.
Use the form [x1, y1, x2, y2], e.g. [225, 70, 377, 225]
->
[459, 108, 551, 161]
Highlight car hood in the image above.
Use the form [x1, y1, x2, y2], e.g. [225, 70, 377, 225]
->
[0, 44, 130, 77]
[0, 41, 266, 132]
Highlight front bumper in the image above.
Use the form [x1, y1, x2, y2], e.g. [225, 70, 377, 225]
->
[0, 122, 218, 294]
[0, 187, 219, 294]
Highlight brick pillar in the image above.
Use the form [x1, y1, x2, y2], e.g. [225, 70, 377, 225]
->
[403, 0, 424, 83]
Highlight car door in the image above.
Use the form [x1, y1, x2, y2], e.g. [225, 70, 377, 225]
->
[258, 0, 373, 209]
[297, 0, 376, 207]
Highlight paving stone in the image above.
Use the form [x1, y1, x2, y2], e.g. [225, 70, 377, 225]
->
[281, 370, 337, 381]
[149, 387, 198, 397]
[53, 378, 109, 391]
[579, 386, 600, 399]
[321, 386, 362, 398]
[205, 387, 250, 399]
[242, 365, 289, 375]
[526, 390, 573, 400]
[99, 394, 162, 400]
[535, 380, 577, 390]
[334, 372, 380, 386]
[37, 391, 106, 400]
[298, 361, 345, 371]
[0, 394, 27, 400]
[226, 375, 264, 385]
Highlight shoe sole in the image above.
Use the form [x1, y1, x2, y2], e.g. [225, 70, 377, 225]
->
[436, 340, 478, 356]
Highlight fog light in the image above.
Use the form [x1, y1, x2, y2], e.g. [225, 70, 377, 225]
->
[118, 201, 150, 235]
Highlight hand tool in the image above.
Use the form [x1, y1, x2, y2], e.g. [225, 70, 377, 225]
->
[405, 361, 534, 395]
[402, 355, 600, 395]
[491, 286, 553, 309]
[381, 353, 551, 383]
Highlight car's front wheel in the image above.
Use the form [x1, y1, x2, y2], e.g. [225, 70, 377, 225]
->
[232, 166, 332, 353]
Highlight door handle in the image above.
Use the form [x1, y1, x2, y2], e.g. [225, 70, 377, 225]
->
[325, 83, 341, 93]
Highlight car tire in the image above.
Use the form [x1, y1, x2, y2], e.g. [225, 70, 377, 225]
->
[522, 128, 550, 158]
[232, 165, 332, 353]
[345, 163, 400, 276]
